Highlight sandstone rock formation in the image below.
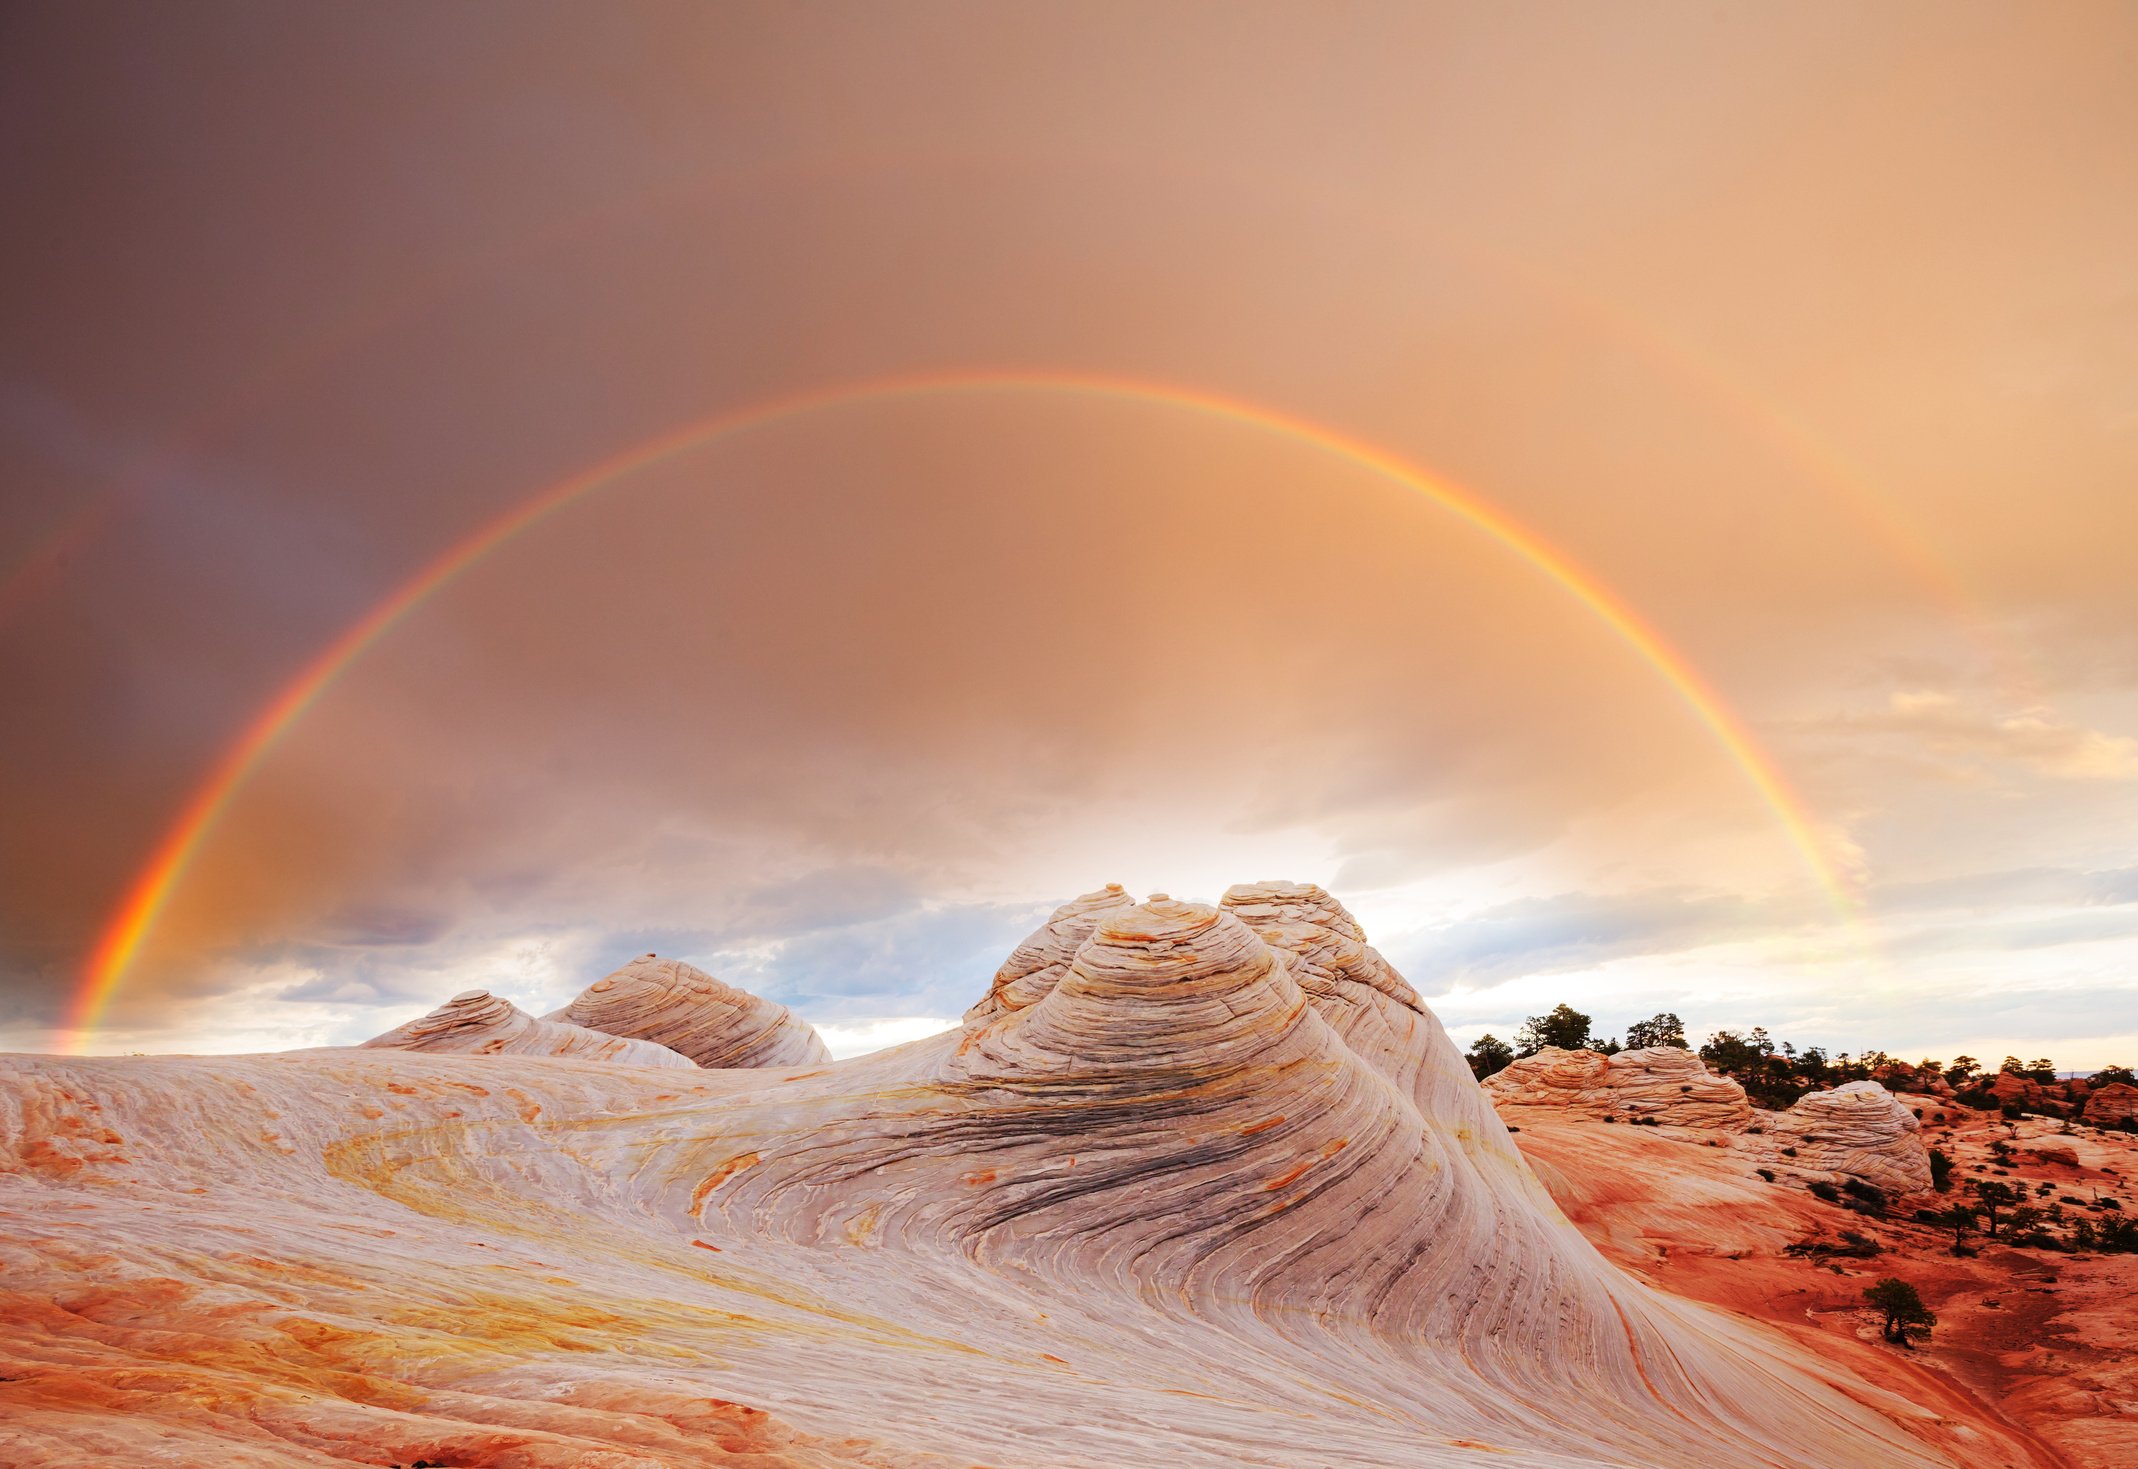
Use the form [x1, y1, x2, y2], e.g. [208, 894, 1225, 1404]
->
[549, 953, 830, 1068]
[2086, 1081, 2138, 1126]
[1, 885, 1973, 1467]
[962, 882, 1132, 1022]
[2012, 1138, 2079, 1169]
[362, 987, 698, 1068]
[1485, 1044, 1755, 1130]
[1759, 1079, 1934, 1196]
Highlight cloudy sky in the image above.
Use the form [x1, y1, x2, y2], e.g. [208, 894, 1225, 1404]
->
[4, 1, 2136, 1066]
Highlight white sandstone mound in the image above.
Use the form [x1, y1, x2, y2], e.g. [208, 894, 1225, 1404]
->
[361, 987, 697, 1068]
[962, 881, 1133, 1022]
[1759, 1079, 1935, 1196]
[1486, 1044, 1755, 1130]
[0, 883, 1965, 1469]
[549, 953, 830, 1067]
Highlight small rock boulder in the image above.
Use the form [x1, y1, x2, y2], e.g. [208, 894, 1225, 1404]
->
[1760, 1080, 1933, 1196]
[2085, 1082, 2138, 1127]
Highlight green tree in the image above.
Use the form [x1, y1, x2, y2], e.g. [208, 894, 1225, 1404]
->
[1863, 1278, 1936, 1345]
[1514, 1003, 1592, 1057]
[1999, 1056, 2026, 1076]
[1928, 1147, 1954, 1193]
[1925, 1203, 1978, 1252]
[1625, 1013, 1688, 1050]
[2026, 1058, 2058, 1085]
[1945, 1055, 1979, 1086]
[1466, 1033, 1515, 1080]
[2092, 1064, 2136, 1087]
[1970, 1179, 2020, 1236]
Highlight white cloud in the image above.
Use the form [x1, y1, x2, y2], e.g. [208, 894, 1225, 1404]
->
[1858, 690, 2138, 781]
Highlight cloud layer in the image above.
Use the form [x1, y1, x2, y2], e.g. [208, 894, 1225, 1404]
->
[3, 3, 2136, 1065]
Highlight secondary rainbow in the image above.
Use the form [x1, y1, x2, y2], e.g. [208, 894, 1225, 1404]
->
[69, 368, 1861, 1052]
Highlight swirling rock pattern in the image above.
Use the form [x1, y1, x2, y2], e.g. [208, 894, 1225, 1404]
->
[1758, 1080, 1935, 1196]
[1486, 1045, 1756, 1130]
[361, 988, 698, 1069]
[962, 882, 1133, 1023]
[0, 886, 1978, 1467]
[550, 954, 831, 1068]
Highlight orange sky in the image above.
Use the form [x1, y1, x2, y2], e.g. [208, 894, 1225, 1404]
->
[3, 1, 2136, 1065]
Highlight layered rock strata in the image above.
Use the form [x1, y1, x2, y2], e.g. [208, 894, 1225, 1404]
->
[962, 882, 1132, 1022]
[0, 884, 1966, 1468]
[550, 954, 830, 1068]
[361, 988, 697, 1069]
[1758, 1079, 1935, 1196]
[1485, 1044, 1755, 1130]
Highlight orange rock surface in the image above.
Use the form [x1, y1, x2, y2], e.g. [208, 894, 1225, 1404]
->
[1504, 1097, 2138, 1467]
[3, 886, 2122, 1465]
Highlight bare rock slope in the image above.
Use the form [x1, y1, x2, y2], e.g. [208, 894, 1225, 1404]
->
[1486, 1044, 1755, 1129]
[1, 886, 1986, 1467]
[362, 987, 698, 1069]
[550, 953, 831, 1067]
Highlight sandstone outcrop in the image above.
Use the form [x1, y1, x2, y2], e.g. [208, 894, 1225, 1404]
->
[0, 884, 1968, 1468]
[549, 953, 830, 1068]
[2086, 1081, 2138, 1126]
[361, 987, 698, 1068]
[1759, 1079, 1934, 1196]
[2013, 1138, 2079, 1168]
[962, 881, 1132, 1022]
[1484, 1044, 1755, 1130]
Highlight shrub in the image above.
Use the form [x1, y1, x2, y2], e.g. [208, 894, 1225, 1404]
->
[1808, 1180, 1842, 1203]
[1756, 1167, 1776, 1182]
[1843, 1178, 1888, 1212]
[1465, 1033, 1515, 1079]
[1515, 1003, 1593, 1057]
[1863, 1278, 1936, 1345]
[1929, 1148, 1954, 1192]
[1625, 1012, 1689, 1050]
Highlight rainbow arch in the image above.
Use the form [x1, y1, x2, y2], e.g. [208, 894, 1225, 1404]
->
[68, 368, 1861, 1052]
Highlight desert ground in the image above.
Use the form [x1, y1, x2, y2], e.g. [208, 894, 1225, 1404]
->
[4, 886, 2131, 1467]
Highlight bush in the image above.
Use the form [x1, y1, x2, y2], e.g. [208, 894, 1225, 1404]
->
[1844, 1178, 1888, 1210]
[1625, 1012, 1689, 1050]
[1465, 1033, 1515, 1079]
[1757, 1168, 1777, 1182]
[1929, 1148, 1954, 1192]
[1808, 1180, 1842, 1203]
[1864, 1278, 1936, 1344]
[1515, 1003, 1593, 1057]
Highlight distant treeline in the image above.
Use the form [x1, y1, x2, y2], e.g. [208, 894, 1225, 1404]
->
[1464, 1002, 2135, 1117]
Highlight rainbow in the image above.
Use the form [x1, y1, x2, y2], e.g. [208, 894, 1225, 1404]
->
[68, 368, 1861, 1052]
